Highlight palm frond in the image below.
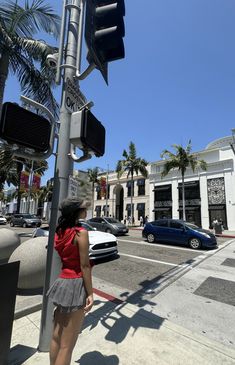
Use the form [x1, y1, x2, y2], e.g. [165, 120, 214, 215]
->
[129, 141, 136, 160]
[160, 149, 176, 160]
[14, 37, 57, 62]
[0, 0, 60, 38]
[9, 50, 59, 117]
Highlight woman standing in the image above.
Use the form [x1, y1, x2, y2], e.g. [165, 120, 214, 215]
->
[47, 198, 93, 365]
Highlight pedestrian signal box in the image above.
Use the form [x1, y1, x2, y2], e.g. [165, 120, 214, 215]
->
[0, 102, 51, 152]
[70, 109, 105, 157]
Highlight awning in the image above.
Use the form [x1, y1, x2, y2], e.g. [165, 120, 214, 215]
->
[137, 203, 145, 210]
[178, 181, 199, 188]
[137, 179, 145, 186]
[153, 185, 171, 191]
[153, 207, 172, 212]
[95, 206, 101, 211]
[208, 205, 226, 210]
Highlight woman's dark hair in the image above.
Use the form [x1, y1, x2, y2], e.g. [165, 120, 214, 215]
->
[56, 208, 85, 233]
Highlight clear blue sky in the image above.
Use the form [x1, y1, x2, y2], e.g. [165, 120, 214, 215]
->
[3, 0, 235, 185]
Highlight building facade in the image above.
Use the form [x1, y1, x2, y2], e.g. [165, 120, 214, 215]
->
[93, 170, 150, 224]
[93, 136, 235, 230]
[149, 136, 235, 230]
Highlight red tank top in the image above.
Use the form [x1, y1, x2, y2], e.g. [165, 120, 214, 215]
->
[54, 227, 85, 279]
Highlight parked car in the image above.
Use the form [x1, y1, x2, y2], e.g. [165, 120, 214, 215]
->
[10, 214, 42, 228]
[0, 215, 7, 225]
[87, 217, 128, 235]
[4, 212, 14, 223]
[142, 219, 217, 249]
[32, 221, 118, 260]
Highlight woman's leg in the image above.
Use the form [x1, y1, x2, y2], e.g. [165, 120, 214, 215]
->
[50, 308, 85, 365]
[50, 308, 60, 365]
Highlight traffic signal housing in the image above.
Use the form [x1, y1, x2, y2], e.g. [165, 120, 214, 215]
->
[70, 109, 105, 157]
[85, 0, 125, 83]
[0, 102, 51, 152]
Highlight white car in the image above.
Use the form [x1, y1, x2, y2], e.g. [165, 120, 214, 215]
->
[0, 215, 7, 225]
[32, 222, 118, 260]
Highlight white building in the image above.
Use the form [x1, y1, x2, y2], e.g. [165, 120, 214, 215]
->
[93, 136, 235, 230]
[93, 170, 150, 224]
[149, 136, 235, 230]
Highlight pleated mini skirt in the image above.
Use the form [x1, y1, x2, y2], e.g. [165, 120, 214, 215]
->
[47, 277, 87, 313]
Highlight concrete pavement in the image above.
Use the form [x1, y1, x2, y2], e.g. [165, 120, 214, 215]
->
[9, 236, 235, 364]
[9, 292, 235, 365]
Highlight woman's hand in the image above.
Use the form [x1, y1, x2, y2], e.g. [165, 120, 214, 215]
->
[84, 294, 94, 313]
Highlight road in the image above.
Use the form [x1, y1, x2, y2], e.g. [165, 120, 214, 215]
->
[1, 224, 227, 303]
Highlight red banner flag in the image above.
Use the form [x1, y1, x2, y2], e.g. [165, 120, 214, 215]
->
[20, 171, 29, 192]
[32, 174, 41, 193]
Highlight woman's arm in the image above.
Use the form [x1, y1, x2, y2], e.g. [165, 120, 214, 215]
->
[76, 230, 93, 313]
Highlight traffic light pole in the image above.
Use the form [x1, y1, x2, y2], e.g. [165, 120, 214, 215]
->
[38, 0, 83, 351]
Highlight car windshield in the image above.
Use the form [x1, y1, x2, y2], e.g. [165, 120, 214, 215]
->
[24, 214, 37, 219]
[105, 218, 119, 224]
[185, 222, 199, 230]
[80, 222, 95, 231]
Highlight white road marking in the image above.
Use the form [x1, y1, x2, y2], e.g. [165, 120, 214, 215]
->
[118, 238, 206, 253]
[119, 252, 181, 266]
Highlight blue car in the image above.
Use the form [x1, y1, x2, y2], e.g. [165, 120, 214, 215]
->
[142, 219, 217, 249]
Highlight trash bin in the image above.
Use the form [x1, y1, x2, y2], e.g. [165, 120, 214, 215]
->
[214, 222, 222, 234]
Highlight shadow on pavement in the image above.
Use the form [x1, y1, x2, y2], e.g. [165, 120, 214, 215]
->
[8, 344, 37, 365]
[76, 351, 119, 365]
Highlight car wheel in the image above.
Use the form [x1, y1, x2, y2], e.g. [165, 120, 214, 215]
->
[10, 222, 14, 227]
[106, 228, 112, 234]
[189, 237, 201, 249]
[147, 233, 155, 243]
[22, 222, 27, 228]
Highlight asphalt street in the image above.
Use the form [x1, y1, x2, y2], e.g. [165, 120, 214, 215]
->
[1, 225, 228, 303]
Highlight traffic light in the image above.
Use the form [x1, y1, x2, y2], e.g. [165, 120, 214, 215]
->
[85, 0, 125, 83]
[70, 109, 105, 157]
[0, 102, 51, 152]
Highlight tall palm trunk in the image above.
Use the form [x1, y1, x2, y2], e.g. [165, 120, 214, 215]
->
[130, 170, 134, 225]
[182, 173, 186, 221]
[16, 162, 23, 213]
[0, 53, 9, 116]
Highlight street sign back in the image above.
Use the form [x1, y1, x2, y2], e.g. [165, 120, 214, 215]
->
[64, 78, 87, 113]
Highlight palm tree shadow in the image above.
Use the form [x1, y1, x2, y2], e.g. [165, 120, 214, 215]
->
[76, 351, 119, 365]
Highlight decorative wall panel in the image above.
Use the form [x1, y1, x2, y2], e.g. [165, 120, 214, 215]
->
[207, 178, 225, 205]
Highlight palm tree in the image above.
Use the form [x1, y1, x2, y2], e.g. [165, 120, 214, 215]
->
[88, 167, 99, 217]
[36, 179, 53, 218]
[161, 140, 207, 221]
[116, 141, 148, 225]
[0, 0, 60, 116]
[0, 145, 48, 212]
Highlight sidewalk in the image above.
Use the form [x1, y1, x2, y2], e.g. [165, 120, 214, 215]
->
[9, 237, 235, 365]
[9, 292, 235, 365]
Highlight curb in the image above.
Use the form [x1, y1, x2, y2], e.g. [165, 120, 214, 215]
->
[14, 301, 42, 320]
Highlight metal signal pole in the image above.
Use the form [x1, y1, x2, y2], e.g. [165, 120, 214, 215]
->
[39, 0, 85, 351]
